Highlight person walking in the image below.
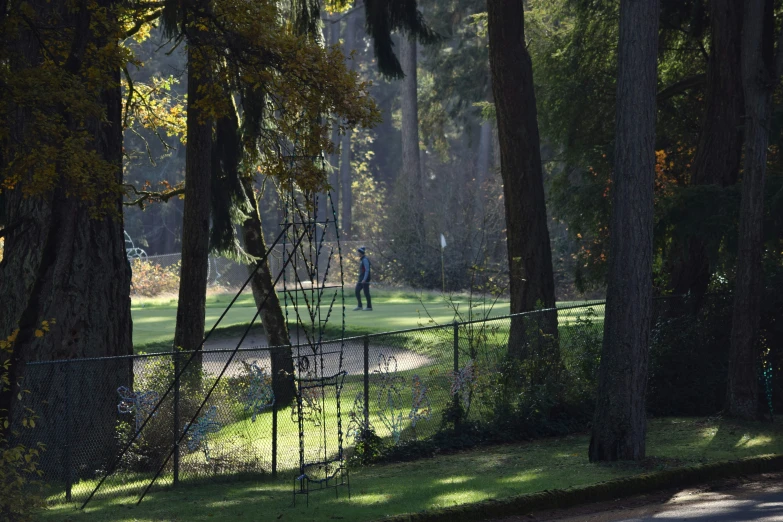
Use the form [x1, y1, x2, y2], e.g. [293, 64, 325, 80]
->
[353, 246, 372, 311]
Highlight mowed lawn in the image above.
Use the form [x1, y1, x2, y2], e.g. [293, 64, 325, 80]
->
[131, 288, 604, 350]
[41, 417, 783, 522]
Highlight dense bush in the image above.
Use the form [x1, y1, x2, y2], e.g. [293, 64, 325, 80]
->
[115, 356, 238, 475]
[130, 259, 181, 297]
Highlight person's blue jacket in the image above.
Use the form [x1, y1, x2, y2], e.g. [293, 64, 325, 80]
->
[358, 256, 371, 283]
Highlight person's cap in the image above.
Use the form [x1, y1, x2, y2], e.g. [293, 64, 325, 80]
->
[357, 246, 366, 254]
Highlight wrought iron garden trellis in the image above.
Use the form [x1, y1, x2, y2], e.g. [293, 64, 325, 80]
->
[280, 175, 349, 505]
[82, 137, 349, 507]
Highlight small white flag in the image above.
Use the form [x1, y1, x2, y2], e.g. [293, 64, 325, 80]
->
[440, 233, 447, 249]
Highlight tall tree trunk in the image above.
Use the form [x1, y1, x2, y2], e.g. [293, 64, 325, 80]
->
[589, 0, 660, 462]
[400, 34, 422, 197]
[326, 19, 340, 231]
[174, 42, 213, 362]
[668, 0, 744, 302]
[0, 0, 132, 476]
[339, 13, 358, 239]
[727, 0, 779, 420]
[486, 0, 557, 359]
[241, 178, 296, 405]
[340, 130, 353, 238]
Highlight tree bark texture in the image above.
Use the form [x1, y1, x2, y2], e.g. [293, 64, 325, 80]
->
[486, 0, 557, 358]
[400, 34, 422, 196]
[174, 43, 213, 360]
[340, 130, 353, 238]
[669, 0, 744, 300]
[328, 21, 341, 219]
[241, 178, 295, 405]
[589, 0, 660, 462]
[0, 0, 132, 476]
[340, 13, 358, 239]
[727, 0, 777, 420]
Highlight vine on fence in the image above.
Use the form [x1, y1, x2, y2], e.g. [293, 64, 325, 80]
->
[241, 362, 275, 422]
[409, 375, 431, 428]
[116, 387, 160, 432]
[185, 406, 222, 461]
[347, 392, 371, 444]
[374, 354, 406, 444]
[449, 360, 476, 412]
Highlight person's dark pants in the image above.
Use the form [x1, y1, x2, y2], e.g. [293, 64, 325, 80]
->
[355, 282, 372, 308]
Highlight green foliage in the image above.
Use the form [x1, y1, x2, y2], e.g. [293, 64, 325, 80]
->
[348, 427, 385, 466]
[115, 355, 240, 475]
[348, 128, 387, 238]
[0, 1, 132, 217]
[1, 327, 47, 522]
[527, 0, 728, 291]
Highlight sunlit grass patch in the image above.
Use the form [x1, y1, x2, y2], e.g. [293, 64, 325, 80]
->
[39, 417, 783, 522]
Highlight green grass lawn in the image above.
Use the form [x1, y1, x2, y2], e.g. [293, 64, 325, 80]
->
[40, 417, 783, 522]
[131, 288, 604, 351]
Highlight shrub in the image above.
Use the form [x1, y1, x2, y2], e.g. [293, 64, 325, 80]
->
[115, 355, 241, 475]
[1, 325, 47, 522]
[130, 259, 180, 297]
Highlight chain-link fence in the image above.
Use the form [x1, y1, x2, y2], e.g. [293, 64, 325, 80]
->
[13, 296, 743, 506]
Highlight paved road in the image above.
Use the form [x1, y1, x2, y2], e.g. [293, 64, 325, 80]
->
[491, 473, 783, 521]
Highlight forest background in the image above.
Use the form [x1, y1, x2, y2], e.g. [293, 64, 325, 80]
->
[110, 0, 783, 303]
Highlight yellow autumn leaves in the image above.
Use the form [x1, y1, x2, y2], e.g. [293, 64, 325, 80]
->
[0, 319, 56, 354]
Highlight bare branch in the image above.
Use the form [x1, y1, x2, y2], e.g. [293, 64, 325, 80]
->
[123, 183, 185, 207]
[657, 74, 706, 102]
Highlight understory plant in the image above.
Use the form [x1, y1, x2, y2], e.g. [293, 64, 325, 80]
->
[1, 324, 48, 522]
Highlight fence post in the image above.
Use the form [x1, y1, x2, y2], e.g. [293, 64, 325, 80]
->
[453, 321, 459, 374]
[173, 350, 180, 486]
[272, 394, 278, 477]
[452, 321, 460, 428]
[363, 335, 370, 430]
[64, 362, 72, 502]
[272, 348, 278, 478]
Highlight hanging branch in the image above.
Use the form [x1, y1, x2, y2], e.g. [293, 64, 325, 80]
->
[123, 183, 185, 208]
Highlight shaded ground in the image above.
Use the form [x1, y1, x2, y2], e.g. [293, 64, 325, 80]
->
[490, 473, 783, 521]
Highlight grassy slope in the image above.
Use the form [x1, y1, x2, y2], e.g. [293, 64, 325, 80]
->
[132, 289, 603, 351]
[42, 417, 783, 522]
